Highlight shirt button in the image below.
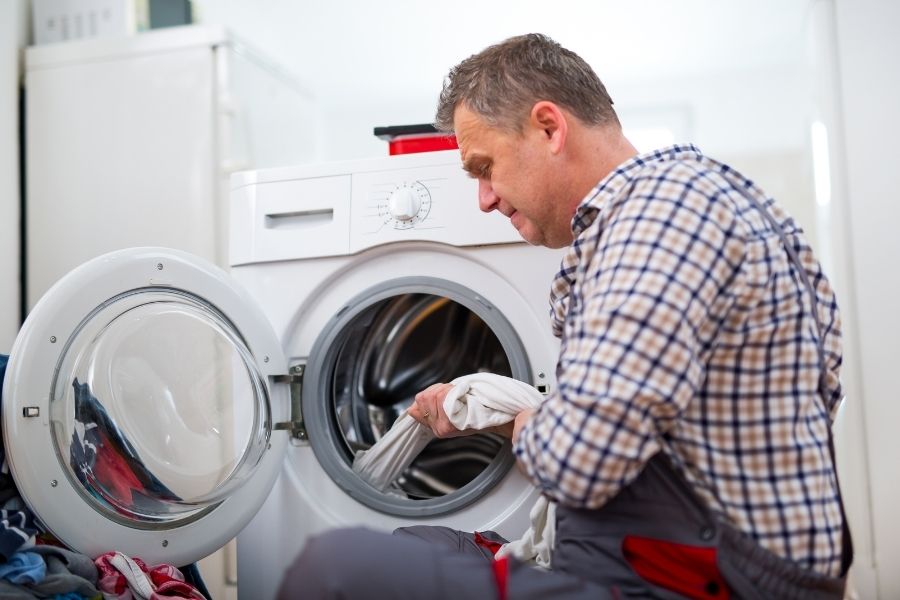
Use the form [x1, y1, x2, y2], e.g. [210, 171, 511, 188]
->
[699, 526, 715, 541]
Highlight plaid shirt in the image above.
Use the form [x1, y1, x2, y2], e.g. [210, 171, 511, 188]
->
[513, 144, 845, 576]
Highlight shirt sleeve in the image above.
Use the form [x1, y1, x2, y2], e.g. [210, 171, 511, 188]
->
[513, 169, 747, 508]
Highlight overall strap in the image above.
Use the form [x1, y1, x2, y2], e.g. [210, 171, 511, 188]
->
[732, 182, 854, 576]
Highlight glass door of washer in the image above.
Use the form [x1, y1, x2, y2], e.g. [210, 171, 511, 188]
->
[2, 248, 289, 566]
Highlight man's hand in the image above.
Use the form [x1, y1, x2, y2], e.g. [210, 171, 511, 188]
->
[409, 382, 536, 439]
[408, 382, 465, 438]
[511, 408, 536, 443]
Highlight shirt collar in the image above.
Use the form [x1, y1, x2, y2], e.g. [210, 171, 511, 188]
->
[571, 143, 704, 237]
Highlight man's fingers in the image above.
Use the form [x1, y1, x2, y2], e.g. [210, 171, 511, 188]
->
[410, 382, 454, 427]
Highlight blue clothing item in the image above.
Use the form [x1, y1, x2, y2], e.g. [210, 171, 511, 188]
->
[0, 354, 40, 561]
[0, 550, 46, 584]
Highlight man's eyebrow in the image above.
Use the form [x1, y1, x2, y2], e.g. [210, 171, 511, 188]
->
[462, 154, 490, 176]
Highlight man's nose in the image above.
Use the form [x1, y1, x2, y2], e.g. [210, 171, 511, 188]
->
[478, 179, 499, 213]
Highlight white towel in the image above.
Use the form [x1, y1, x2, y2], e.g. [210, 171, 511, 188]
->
[351, 372, 556, 567]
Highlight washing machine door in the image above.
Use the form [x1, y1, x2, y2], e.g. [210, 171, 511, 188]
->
[1, 247, 289, 567]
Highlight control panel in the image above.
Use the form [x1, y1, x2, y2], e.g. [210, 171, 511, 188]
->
[231, 151, 526, 264]
[350, 161, 520, 252]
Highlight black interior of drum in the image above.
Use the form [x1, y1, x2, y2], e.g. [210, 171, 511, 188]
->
[330, 293, 511, 499]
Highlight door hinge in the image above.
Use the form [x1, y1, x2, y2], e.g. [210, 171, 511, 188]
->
[273, 364, 308, 443]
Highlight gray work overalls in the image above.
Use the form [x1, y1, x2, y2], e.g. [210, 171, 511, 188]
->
[277, 188, 852, 600]
[278, 446, 851, 599]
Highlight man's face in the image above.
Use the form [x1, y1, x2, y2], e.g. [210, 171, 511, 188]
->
[454, 104, 573, 248]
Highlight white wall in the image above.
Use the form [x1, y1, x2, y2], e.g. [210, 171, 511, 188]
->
[833, 0, 900, 596]
[615, 66, 818, 249]
[0, 0, 28, 353]
[191, 0, 811, 161]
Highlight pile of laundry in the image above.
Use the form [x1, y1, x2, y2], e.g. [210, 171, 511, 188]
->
[0, 355, 209, 600]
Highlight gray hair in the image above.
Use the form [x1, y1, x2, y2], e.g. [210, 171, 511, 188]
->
[435, 33, 619, 133]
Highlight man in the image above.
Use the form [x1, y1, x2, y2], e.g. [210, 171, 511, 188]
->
[279, 33, 851, 599]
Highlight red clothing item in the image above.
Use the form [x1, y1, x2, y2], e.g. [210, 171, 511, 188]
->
[95, 551, 205, 600]
[623, 535, 729, 599]
[91, 431, 146, 506]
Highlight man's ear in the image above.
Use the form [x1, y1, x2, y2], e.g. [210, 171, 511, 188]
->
[529, 101, 567, 154]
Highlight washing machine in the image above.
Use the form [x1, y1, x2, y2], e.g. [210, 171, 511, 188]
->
[1, 149, 564, 599]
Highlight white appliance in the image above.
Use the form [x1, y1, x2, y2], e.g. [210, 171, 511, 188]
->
[25, 24, 316, 311]
[229, 149, 564, 599]
[1, 149, 563, 600]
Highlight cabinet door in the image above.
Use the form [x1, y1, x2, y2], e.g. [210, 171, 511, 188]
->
[26, 42, 218, 308]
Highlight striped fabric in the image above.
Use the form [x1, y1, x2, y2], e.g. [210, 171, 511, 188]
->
[513, 145, 845, 576]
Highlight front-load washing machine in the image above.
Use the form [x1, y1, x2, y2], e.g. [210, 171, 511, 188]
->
[1, 149, 564, 599]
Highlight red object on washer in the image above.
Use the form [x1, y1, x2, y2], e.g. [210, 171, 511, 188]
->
[375, 124, 458, 155]
[388, 135, 458, 155]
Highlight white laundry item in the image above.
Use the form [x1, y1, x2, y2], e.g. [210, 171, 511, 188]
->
[442, 373, 545, 430]
[350, 413, 433, 493]
[351, 372, 556, 567]
[352, 373, 543, 491]
[495, 494, 556, 569]
[107, 551, 155, 599]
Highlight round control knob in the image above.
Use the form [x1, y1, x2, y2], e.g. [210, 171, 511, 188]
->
[388, 187, 422, 221]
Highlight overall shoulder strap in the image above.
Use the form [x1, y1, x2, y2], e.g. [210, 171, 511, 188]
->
[732, 183, 853, 576]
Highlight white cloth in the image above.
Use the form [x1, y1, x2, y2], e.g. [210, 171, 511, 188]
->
[443, 374, 546, 430]
[494, 495, 556, 568]
[351, 372, 556, 567]
[107, 552, 155, 599]
[350, 414, 433, 493]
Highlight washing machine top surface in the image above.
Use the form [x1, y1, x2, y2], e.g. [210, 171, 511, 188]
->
[2, 247, 288, 566]
[231, 148, 463, 189]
